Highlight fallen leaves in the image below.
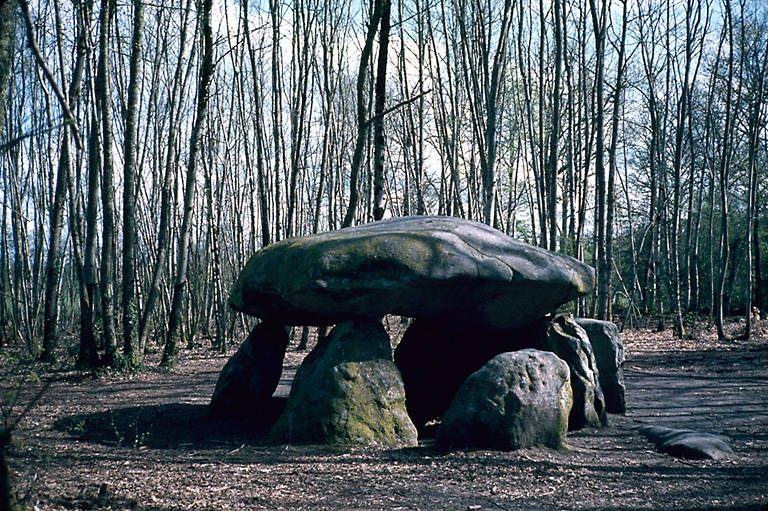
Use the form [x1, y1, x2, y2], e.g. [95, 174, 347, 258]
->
[4, 326, 768, 510]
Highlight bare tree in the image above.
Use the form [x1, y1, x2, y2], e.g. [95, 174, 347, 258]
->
[95, 0, 119, 365]
[372, 0, 392, 220]
[341, 0, 383, 227]
[162, 0, 215, 367]
[122, 0, 144, 367]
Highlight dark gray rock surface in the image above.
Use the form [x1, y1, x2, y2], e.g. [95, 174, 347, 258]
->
[208, 321, 289, 419]
[270, 319, 418, 447]
[230, 216, 594, 329]
[394, 318, 547, 430]
[437, 349, 572, 450]
[576, 318, 626, 413]
[545, 315, 607, 429]
[638, 425, 735, 460]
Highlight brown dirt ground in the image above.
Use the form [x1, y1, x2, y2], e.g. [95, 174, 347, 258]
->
[5, 319, 768, 510]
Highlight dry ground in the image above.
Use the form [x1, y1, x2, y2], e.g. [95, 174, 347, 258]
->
[5, 320, 768, 510]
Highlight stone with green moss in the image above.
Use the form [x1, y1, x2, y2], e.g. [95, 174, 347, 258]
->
[230, 216, 594, 329]
[437, 349, 572, 450]
[269, 319, 418, 447]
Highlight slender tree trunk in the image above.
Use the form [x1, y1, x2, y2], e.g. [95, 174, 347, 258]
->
[482, 0, 513, 228]
[40, 131, 70, 361]
[743, 37, 768, 338]
[38, 0, 88, 361]
[138, 0, 194, 348]
[96, 0, 119, 365]
[0, 0, 16, 139]
[544, 0, 562, 250]
[269, 0, 284, 241]
[81, 95, 102, 367]
[242, 0, 271, 247]
[715, 0, 736, 341]
[668, 0, 701, 338]
[162, 0, 215, 367]
[122, 0, 144, 367]
[372, 0, 391, 221]
[589, 0, 608, 319]
[342, 0, 383, 228]
[605, 0, 628, 322]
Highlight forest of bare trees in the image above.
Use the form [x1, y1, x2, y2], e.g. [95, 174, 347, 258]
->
[0, 0, 766, 369]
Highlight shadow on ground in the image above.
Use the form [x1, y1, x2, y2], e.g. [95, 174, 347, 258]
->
[53, 398, 286, 449]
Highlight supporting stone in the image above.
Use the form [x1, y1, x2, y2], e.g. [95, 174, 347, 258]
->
[394, 318, 546, 431]
[437, 349, 572, 451]
[208, 321, 289, 420]
[270, 319, 417, 447]
[576, 318, 626, 414]
[545, 315, 607, 429]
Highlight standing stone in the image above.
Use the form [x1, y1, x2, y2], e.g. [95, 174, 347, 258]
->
[437, 350, 572, 451]
[270, 319, 418, 447]
[208, 321, 289, 419]
[394, 318, 546, 431]
[576, 318, 626, 413]
[545, 315, 607, 429]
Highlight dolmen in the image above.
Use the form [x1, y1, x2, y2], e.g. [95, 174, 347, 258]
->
[212, 215, 625, 450]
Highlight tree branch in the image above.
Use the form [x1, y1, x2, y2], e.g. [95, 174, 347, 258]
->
[17, 0, 83, 149]
[365, 88, 432, 128]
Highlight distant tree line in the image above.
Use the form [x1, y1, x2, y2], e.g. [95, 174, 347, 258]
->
[0, 0, 766, 368]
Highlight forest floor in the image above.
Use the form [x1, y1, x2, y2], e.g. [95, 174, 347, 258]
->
[4, 318, 768, 510]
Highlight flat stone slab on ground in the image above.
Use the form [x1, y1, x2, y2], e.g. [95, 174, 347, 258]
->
[638, 425, 735, 460]
[229, 216, 594, 329]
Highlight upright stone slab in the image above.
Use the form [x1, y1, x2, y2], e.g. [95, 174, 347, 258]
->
[270, 319, 418, 447]
[437, 350, 572, 451]
[545, 315, 607, 429]
[576, 318, 626, 414]
[208, 321, 289, 419]
[229, 216, 594, 329]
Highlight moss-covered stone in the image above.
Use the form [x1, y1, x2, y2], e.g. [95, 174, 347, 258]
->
[270, 319, 418, 447]
[230, 216, 594, 329]
[437, 349, 572, 451]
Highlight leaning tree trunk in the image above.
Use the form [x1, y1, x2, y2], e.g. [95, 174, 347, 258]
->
[341, 0, 383, 228]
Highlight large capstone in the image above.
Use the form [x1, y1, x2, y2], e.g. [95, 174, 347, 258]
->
[545, 315, 607, 429]
[208, 321, 289, 420]
[229, 216, 594, 329]
[270, 319, 418, 447]
[576, 318, 626, 414]
[437, 349, 572, 451]
[394, 317, 547, 431]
